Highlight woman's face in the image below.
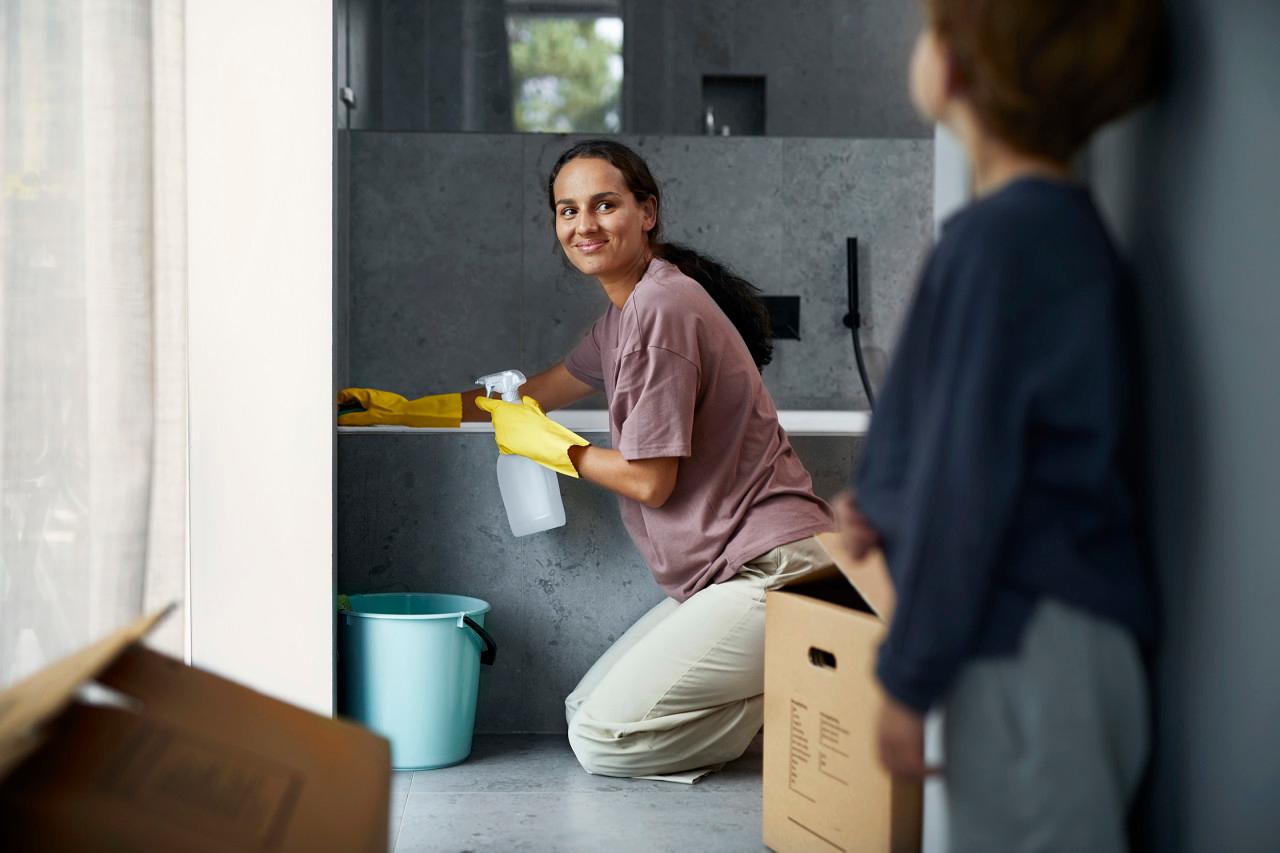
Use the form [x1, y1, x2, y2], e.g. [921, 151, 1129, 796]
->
[552, 157, 657, 281]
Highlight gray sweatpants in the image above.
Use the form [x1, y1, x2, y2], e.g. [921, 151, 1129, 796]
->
[944, 599, 1149, 853]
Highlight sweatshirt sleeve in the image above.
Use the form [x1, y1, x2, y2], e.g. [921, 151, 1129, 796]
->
[874, 246, 1029, 714]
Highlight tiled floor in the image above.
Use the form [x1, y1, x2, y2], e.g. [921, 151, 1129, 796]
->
[388, 734, 765, 852]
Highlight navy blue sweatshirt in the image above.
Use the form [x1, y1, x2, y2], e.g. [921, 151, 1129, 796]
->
[854, 177, 1154, 714]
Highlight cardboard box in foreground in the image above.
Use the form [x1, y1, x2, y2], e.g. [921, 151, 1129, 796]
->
[0, 609, 391, 852]
[763, 533, 922, 853]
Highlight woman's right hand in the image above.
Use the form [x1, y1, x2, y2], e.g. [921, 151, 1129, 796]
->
[832, 489, 880, 559]
[336, 388, 462, 428]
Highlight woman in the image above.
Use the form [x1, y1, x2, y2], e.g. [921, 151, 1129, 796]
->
[341, 140, 836, 777]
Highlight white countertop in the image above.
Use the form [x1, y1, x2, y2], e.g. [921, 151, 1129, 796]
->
[338, 409, 870, 437]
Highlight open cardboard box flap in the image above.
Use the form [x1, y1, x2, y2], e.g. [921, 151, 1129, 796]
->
[0, 609, 169, 779]
[0, 608, 390, 852]
[811, 531, 896, 620]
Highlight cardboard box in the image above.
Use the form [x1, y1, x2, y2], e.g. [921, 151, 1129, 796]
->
[0, 608, 391, 852]
[763, 532, 922, 853]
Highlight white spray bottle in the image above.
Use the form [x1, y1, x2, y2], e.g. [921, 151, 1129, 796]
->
[476, 370, 568, 537]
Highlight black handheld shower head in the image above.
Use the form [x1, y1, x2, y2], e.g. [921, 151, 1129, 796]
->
[843, 237, 861, 331]
[842, 237, 875, 409]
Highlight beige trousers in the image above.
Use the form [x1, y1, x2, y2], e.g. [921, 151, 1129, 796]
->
[564, 535, 835, 777]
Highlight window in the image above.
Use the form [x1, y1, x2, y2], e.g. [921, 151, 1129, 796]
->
[506, 6, 623, 133]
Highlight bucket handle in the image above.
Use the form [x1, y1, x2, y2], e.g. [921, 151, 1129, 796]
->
[462, 615, 497, 666]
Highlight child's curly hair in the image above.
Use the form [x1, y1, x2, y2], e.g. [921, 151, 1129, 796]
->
[922, 0, 1165, 162]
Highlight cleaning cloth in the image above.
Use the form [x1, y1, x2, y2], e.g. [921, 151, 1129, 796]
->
[336, 388, 462, 428]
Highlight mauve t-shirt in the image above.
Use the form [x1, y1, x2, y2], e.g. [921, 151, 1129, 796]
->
[564, 258, 834, 601]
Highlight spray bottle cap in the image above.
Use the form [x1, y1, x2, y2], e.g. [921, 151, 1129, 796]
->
[475, 369, 527, 403]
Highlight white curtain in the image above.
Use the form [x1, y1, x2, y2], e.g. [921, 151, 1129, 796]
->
[0, 0, 187, 683]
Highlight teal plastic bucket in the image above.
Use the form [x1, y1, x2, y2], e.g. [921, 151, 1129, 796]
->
[337, 593, 497, 770]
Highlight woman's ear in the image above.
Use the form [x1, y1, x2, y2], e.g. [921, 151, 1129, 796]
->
[641, 196, 658, 233]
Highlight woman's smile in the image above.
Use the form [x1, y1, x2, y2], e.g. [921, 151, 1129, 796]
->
[574, 238, 608, 254]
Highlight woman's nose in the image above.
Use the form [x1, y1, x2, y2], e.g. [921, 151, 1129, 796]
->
[577, 211, 599, 232]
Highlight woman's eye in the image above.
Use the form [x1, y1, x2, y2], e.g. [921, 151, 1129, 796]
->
[596, 202, 613, 212]
[559, 207, 576, 218]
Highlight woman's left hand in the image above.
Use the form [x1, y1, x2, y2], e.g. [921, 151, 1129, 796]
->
[474, 395, 590, 478]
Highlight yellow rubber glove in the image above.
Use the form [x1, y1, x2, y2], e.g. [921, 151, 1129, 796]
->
[336, 388, 462, 428]
[473, 395, 590, 478]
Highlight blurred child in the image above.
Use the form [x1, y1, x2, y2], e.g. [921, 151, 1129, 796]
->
[841, 1, 1162, 849]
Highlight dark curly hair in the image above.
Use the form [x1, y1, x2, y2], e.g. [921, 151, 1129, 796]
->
[547, 139, 774, 370]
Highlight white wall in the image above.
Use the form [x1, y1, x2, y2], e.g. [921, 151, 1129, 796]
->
[921, 122, 969, 853]
[932, 125, 970, 235]
[187, 1, 334, 713]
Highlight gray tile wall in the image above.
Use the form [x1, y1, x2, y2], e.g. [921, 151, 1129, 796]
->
[337, 433, 861, 733]
[339, 130, 927, 732]
[624, 0, 930, 139]
[346, 131, 933, 409]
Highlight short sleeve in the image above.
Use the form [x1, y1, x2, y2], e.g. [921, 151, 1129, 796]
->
[613, 347, 700, 460]
[563, 317, 606, 391]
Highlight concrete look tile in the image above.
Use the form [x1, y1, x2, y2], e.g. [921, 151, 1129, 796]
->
[636, 136, 785, 297]
[336, 435, 517, 596]
[395, 790, 764, 852]
[409, 734, 762, 796]
[769, 138, 934, 409]
[349, 133, 525, 395]
[389, 811, 405, 853]
[789, 435, 864, 505]
[723, 0, 834, 136]
[393, 770, 414, 799]
[622, 0, 928, 139]
[827, 0, 931, 138]
[390, 770, 412, 850]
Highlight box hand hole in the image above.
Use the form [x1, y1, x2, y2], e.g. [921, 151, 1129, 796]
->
[808, 646, 837, 669]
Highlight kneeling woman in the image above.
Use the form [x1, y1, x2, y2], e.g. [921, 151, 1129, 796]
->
[485, 139, 838, 777]
[344, 140, 836, 777]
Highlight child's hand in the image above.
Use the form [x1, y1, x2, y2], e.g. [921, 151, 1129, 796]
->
[832, 489, 880, 559]
[876, 695, 940, 780]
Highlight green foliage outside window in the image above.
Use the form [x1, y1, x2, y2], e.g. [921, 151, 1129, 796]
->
[508, 16, 622, 133]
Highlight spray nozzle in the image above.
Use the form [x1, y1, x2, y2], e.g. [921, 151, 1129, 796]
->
[475, 369, 527, 403]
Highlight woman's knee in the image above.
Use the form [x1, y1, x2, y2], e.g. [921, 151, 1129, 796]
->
[564, 690, 587, 728]
[567, 709, 637, 776]
[566, 695, 762, 777]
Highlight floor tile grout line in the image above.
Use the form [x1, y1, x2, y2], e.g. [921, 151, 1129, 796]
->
[390, 801, 407, 852]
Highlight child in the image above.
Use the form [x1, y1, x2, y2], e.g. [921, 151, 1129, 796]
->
[840, 1, 1162, 850]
